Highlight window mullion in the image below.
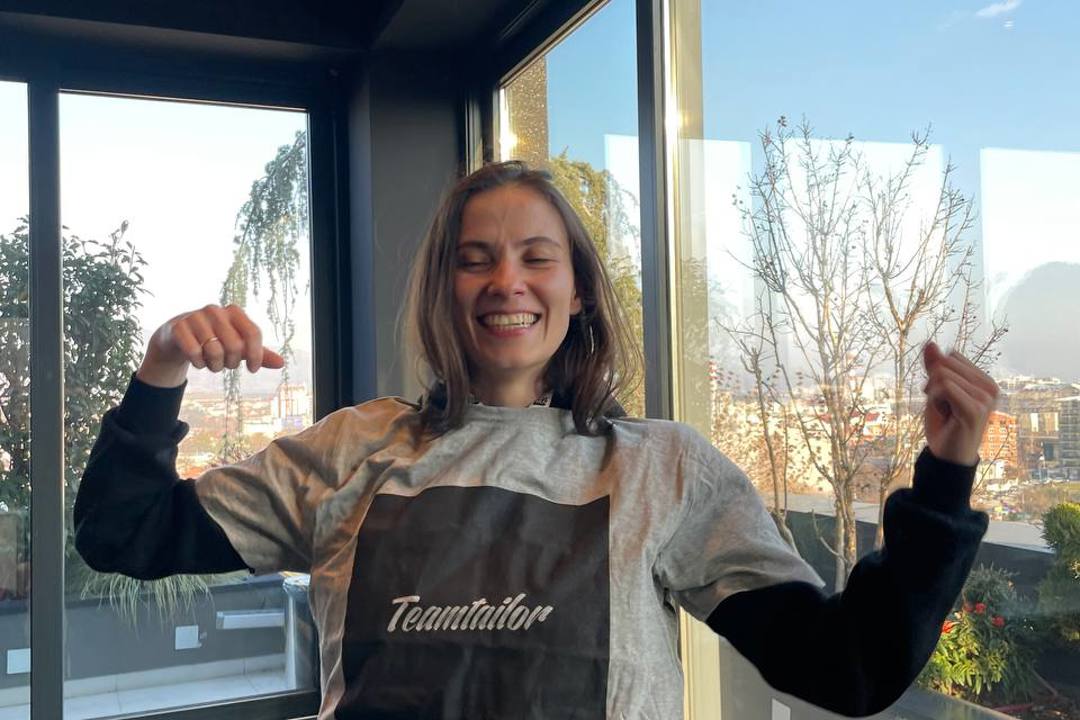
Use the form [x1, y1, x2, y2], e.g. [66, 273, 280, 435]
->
[27, 77, 65, 720]
[636, 0, 674, 421]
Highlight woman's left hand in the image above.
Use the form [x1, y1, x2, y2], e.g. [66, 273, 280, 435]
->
[922, 342, 1000, 466]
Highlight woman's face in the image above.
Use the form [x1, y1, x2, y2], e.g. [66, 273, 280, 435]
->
[453, 183, 582, 393]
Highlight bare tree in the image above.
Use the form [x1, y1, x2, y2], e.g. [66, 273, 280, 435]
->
[860, 128, 1006, 548]
[729, 118, 1006, 587]
[715, 303, 798, 550]
[733, 118, 889, 589]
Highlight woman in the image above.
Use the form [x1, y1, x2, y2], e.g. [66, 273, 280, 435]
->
[75, 161, 993, 719]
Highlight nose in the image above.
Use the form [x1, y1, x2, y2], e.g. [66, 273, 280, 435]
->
[486, 256, 525, 297]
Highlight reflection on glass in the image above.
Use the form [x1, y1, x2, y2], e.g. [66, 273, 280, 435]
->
[59, 94, 316, 717]
[0, 79, 30, 720]
[501, 0, 645, 417]
[672, 0, 1080, 716]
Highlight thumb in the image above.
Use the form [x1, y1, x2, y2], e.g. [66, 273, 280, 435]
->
[923, 341, 943, 372]
[261, 348, 286, 369]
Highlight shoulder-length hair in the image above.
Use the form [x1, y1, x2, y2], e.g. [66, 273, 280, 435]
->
[403, 160, 640, 437]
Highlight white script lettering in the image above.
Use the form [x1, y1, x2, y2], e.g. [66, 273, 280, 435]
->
[387, 593, 554, 633]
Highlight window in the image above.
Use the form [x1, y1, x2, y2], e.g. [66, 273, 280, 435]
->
[0, 79, 30, 720]
[58, 94, 316, 717]
[669, 0, 1080, 716]
[499, 0, 645, 417]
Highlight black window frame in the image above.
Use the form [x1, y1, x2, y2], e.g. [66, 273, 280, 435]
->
[471, 0, 673, 420]
[1, 22, 354, 720]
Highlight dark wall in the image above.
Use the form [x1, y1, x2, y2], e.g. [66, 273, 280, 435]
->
[348, 52, 463, 401]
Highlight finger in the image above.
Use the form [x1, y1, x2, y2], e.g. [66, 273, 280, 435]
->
[945, 350, 999, 401]
[931, 361, 993, 401]
[931, 362, 994, 411]
[261, 347, 286, 368]
[924, 382, 953, 421]
[922, 341, 944, 372]
[225, 305, 263, 373]
[171, 319, 207, 369]
[187, 310, 225, 372]
[205, 305, 246, 370]
[930, 375, 984, 428]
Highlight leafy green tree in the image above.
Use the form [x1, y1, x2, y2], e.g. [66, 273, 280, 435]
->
[548, 153, 645, 417]
[0, 219, 147, 596]
[1037, 502, 1080, 645]
[216, 129, 308, 463]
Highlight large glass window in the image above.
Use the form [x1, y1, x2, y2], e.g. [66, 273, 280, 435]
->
[0, 80, 30, 720]
[670, 1, 1080, 717]
[58, 94, 316, 717]
[500, 0, 645, 417]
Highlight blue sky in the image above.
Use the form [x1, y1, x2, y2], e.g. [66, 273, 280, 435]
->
[546, 0, 1080, 188]
[540, 0, 1080, 379]
[3, 0, 1079, 381]
[0, 87, 312, 385]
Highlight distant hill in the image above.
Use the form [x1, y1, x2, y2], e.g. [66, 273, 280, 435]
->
[998, 262, 1080, 382]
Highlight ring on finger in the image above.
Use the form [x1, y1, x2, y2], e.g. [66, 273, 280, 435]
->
[202, 336, 222, 350]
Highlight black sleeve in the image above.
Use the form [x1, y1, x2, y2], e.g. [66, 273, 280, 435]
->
[73, 372, 251, 580]
[706, 448, 989, 717]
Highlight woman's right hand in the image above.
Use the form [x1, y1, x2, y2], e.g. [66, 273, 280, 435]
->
[137, 304, 285, 387]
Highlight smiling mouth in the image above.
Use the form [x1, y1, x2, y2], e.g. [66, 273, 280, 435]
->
[478, 312, 541, 329]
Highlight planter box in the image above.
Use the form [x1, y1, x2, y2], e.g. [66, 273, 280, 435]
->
[0, 574, 292, 692]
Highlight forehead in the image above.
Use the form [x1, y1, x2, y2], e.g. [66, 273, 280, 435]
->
[458, 184, 569, 247]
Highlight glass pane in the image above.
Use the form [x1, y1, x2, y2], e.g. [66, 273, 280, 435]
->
[500, 0, 645, 417]
[60, 94, 316, 716]
[0, 80, 30, 720]
[672, 1, 1080, 717]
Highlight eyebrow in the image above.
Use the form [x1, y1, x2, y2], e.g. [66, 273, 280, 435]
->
[457, 236, 563, 251]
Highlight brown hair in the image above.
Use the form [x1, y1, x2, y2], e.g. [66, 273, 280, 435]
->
[403, 160, 640, 436]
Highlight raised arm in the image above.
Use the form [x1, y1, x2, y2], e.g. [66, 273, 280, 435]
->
[74, 373, 250, 579]
[75, 303, 286, 579]
[706, 448, 987, 716]
[706, 342, 997, 716]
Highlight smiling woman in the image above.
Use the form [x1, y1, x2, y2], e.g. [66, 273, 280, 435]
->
[76, 156, 1000, 720]
[452, 184, 582, 408]
[405, 160, 640, 437]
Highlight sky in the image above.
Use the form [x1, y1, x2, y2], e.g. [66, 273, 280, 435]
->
[3, 0, 1080, 384]
[0, 86, 312, 392]
[540, 0, 1080, 381]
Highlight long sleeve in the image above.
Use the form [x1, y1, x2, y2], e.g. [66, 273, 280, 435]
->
[705, 448, 989, 717]
[74, 372, 249, 580]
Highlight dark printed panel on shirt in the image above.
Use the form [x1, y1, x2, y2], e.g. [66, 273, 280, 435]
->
[337, 486, 610, 720]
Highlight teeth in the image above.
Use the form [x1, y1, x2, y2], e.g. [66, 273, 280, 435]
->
[481, 313, 539, 328]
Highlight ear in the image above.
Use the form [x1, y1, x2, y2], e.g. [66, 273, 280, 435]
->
[570, 287, 583, 316]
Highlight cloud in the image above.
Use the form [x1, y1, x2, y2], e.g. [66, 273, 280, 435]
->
[975, 0, 1022, 18]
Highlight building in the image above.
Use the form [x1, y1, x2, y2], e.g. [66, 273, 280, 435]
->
[979, 410, 1019, 480]
[999, 379, 1075, 479]
[1058, 396, 1080, 479]
[273, 382, 313, 432]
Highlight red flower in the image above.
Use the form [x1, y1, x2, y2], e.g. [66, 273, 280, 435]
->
[942, 620, 958, 634]
[974, 602, 987, 615]
[963, 600, 974, 613]
[992, 615, 1005, 628]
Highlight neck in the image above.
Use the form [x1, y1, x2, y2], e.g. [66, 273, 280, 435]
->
[472, 373, 546, 408]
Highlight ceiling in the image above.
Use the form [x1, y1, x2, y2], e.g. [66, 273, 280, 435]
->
[0, 0, 552, 55]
